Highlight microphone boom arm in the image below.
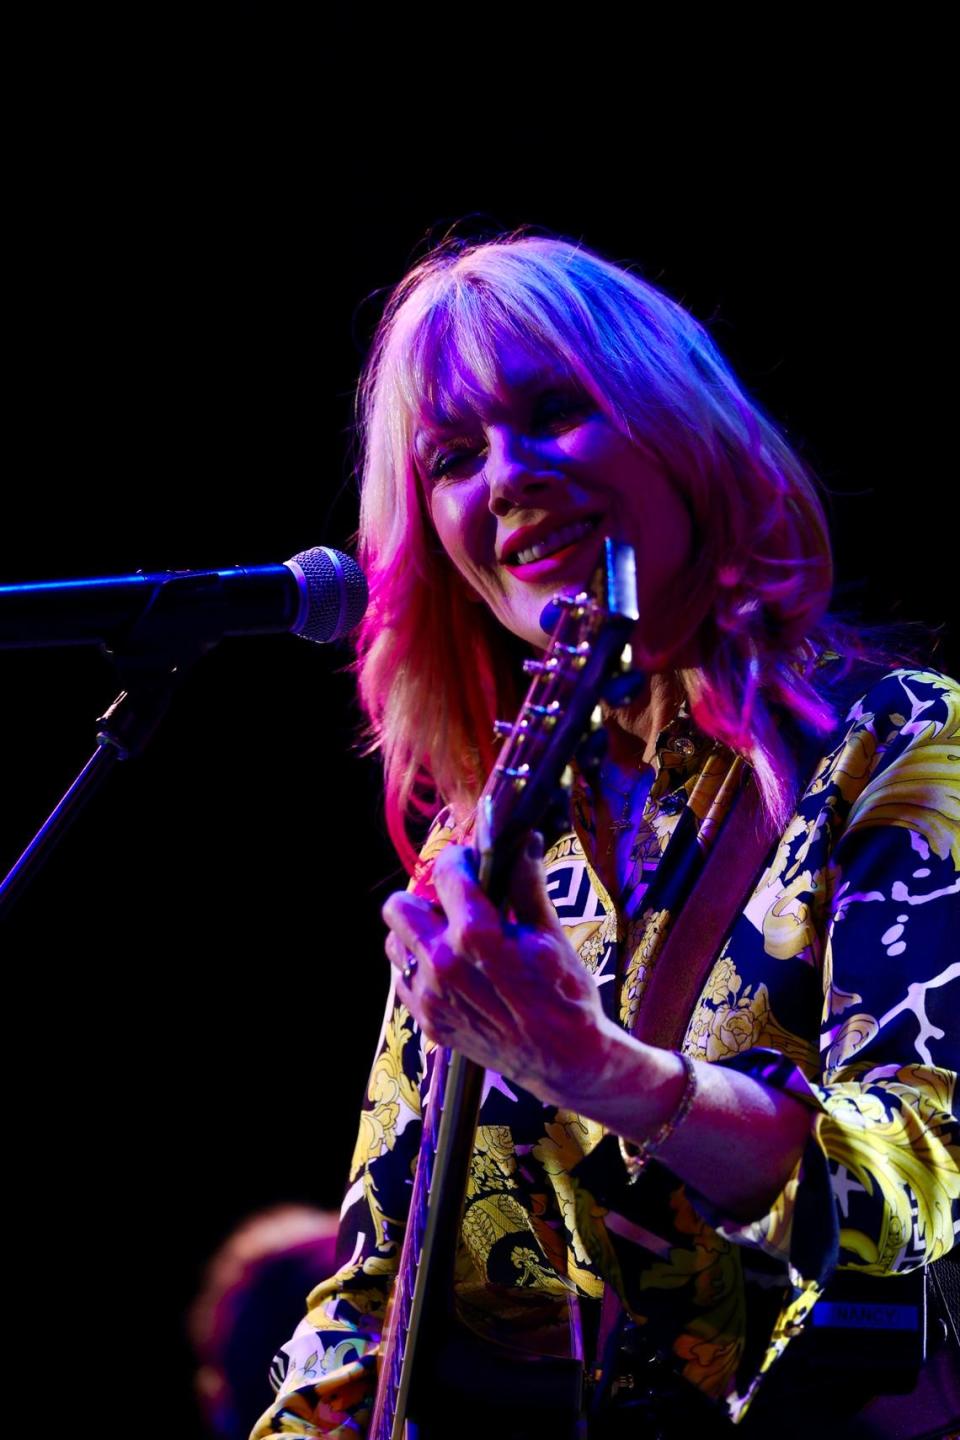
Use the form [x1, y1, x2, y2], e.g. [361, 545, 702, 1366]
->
[0, 545, 367, 918]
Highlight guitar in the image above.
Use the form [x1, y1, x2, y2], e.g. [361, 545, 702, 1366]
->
[369, 538, 642, 1440]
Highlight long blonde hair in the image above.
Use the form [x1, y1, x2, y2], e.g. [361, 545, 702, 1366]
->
[354, 233, 849, 872]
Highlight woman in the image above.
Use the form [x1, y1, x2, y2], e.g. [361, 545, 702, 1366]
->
[251, 234, 959, 1437]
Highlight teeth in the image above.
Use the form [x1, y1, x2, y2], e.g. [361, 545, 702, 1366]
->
[513, 518, 598, 566]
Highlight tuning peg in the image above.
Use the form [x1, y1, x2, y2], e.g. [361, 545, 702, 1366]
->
[496, 763, 530, 791]
[528, 701, 561, 728]
[539, 593, 591, 631]
[555, 641, 591, 669]
[493, 718, 529, 742]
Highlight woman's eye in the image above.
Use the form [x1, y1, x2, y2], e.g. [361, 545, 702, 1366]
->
[534, 390, 588, 428]
[424, 391, 590, 481]
[428, 444, 478, 481]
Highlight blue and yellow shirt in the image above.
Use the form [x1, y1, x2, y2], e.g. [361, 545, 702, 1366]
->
[252, 668, 959, 1435]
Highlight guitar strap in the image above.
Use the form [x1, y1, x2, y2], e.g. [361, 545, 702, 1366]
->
[594, 760, 778, 1373]
[627, 762, 771, 1053]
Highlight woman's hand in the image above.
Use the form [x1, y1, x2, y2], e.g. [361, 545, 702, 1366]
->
[383, 833, 814, 1219]
[381, 834, 617, 1108]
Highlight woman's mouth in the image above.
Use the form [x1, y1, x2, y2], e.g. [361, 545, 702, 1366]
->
[505, 517, 603, 579]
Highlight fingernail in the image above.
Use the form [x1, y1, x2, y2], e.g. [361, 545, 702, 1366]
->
[527, 831, 544, 861]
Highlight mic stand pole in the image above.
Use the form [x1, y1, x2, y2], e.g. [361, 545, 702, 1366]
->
[0, 618, 213, 919]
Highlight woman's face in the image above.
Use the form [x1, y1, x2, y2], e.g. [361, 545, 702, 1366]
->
[414, 336, 696, 665]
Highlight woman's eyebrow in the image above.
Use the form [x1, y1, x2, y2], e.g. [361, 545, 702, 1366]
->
[414, 419, 467, 456]
[415, 368, 575, 448]
[414, 358, 587, 449]
[496, 364, 571, 395]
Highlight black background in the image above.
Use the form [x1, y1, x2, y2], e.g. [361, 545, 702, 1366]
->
[0, 15, 954, 1437]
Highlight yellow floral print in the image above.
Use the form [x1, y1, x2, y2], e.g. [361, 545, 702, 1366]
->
[254, 668, 959, 1438]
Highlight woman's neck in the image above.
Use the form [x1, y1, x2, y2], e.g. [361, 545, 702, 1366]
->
[601, 671, 685, 771]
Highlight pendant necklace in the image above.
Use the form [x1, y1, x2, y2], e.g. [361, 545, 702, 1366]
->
[602, 761, 653, 860]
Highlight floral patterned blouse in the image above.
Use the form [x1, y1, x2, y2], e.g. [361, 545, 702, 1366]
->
[251, 667, 959, 1436]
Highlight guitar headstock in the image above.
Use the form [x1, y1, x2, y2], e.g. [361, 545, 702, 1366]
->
[475, 538, 644, 901]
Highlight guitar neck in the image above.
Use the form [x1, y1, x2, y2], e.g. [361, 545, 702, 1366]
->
[369, 1046, 485, 1440]
[369, 540, 640, 1439]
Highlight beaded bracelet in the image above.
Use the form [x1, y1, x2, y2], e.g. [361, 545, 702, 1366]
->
[618, 1050, 698, 1185]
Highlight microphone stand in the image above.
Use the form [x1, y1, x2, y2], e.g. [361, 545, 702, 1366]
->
[0, 607, 215, 918]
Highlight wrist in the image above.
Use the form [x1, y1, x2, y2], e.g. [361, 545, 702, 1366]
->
[547, 1016, 688, 1132]
[618, 1050, 696, 1182]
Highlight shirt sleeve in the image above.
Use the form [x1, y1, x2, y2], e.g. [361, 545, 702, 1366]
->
[688, 668, 960, 1288]
[249, 818, 455, 1439]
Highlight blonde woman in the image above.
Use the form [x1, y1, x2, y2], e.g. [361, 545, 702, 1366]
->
[253, 234, 959, 1439]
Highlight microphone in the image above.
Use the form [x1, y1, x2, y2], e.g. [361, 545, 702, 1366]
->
[0, 546, 369, 650]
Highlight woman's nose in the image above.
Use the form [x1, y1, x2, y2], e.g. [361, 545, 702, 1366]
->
[484, 426, 551, 516]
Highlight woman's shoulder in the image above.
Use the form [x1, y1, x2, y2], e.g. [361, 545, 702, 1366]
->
[834, 664, 959, 736]
[808, 666, 960, 854]
[809, 652, 959, 736]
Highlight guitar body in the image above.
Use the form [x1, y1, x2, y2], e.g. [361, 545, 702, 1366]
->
[407, 1313, 585, 1439]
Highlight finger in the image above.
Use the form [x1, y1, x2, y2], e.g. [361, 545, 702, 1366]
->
[507, 831, 566, 934]
[385, 929, 412, 976]
[382, 891, 445, 952]
[388, 929, 510, 1054]
[385, 929, 434, 1027]
[431, 846, 505, 958]
[385, 908, 510, 1024]
[385, 933, 423, 1008]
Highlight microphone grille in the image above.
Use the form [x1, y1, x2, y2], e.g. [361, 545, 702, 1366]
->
[286, 547, 368, 643]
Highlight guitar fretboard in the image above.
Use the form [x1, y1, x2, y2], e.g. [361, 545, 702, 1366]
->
[370, 1042, 453, 1440]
